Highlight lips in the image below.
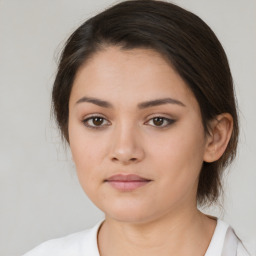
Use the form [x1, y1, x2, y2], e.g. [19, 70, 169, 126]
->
[105, 174, 152, 191]
[106, 174, 151, 182]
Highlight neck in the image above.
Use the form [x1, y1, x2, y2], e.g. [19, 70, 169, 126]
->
[98, 207, 217, 256]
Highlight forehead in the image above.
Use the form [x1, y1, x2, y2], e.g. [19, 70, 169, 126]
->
[70, 47, 197, 109]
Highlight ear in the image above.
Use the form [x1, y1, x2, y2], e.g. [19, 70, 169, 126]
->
[203, 113, 233, 163]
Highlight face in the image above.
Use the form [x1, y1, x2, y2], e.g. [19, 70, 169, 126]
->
[68, 47, 209, 224]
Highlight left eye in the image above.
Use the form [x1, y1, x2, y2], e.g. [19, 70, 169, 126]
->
[82, 116, 110, 129]
[146, 117, 175, 127]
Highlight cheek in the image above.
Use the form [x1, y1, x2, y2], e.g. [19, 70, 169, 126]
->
[148, 121, 206, 189]
[70, 140, 104, 201]
[68, 123, 105, 187]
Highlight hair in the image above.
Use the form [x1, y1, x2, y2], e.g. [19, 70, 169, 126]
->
[52, 0, 239, 206]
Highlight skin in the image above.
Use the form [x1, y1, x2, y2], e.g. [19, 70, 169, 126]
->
[68, 47, 233, 256]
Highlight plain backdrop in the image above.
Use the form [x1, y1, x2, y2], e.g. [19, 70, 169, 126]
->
[0, 0, 255, 255]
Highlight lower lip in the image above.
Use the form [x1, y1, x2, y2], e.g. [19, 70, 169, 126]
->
[106, 180, 151, 191]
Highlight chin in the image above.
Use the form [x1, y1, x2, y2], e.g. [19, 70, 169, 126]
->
[100, 202, 160, 224]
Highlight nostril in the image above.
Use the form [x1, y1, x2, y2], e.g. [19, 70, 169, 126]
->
[112, 157, 119, 162]
[111, 156, 138, 164]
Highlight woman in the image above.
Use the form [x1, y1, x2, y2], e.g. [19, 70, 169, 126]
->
[24, 0, 250, 255]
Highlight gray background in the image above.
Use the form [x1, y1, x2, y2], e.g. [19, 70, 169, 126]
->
[0, 0, 255, 255]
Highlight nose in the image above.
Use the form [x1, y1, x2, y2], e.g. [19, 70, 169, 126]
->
[110, 123, 145, 165]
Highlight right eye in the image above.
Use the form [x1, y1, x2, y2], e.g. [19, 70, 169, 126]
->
[82, 116, 110, 129]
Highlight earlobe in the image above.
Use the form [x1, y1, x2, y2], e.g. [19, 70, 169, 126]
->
[203, 113, 233, 163]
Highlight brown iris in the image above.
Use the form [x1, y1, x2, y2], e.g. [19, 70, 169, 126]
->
[153, 117, 164, 126]
[92, 117, 104, 126]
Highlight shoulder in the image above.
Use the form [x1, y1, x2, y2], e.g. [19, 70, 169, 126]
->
[22, 221, 103, 256]
[237, 241, 252, 256]
[206, 219, 252, 256]
[23, 230, 91, 256]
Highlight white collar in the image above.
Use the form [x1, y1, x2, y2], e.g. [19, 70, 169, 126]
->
[91, 219, 241, 256]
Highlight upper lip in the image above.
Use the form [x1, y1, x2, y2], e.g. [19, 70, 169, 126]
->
[105, 174, 151, 182]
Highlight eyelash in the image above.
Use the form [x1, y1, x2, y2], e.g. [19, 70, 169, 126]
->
[82, 115, 110, 129]
[82, 115, 176, 130]
[147, 117, 176, 128]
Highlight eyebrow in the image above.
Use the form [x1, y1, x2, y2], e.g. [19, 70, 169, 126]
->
[137, 98, 185, 108]
[76, 96, 186, 108]
[76, 96, 112, 108]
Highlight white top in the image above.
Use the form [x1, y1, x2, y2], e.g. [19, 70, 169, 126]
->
[23, 219, 251, 256]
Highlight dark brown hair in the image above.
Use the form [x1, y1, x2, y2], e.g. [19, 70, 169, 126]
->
[52, 0, 239, 205]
